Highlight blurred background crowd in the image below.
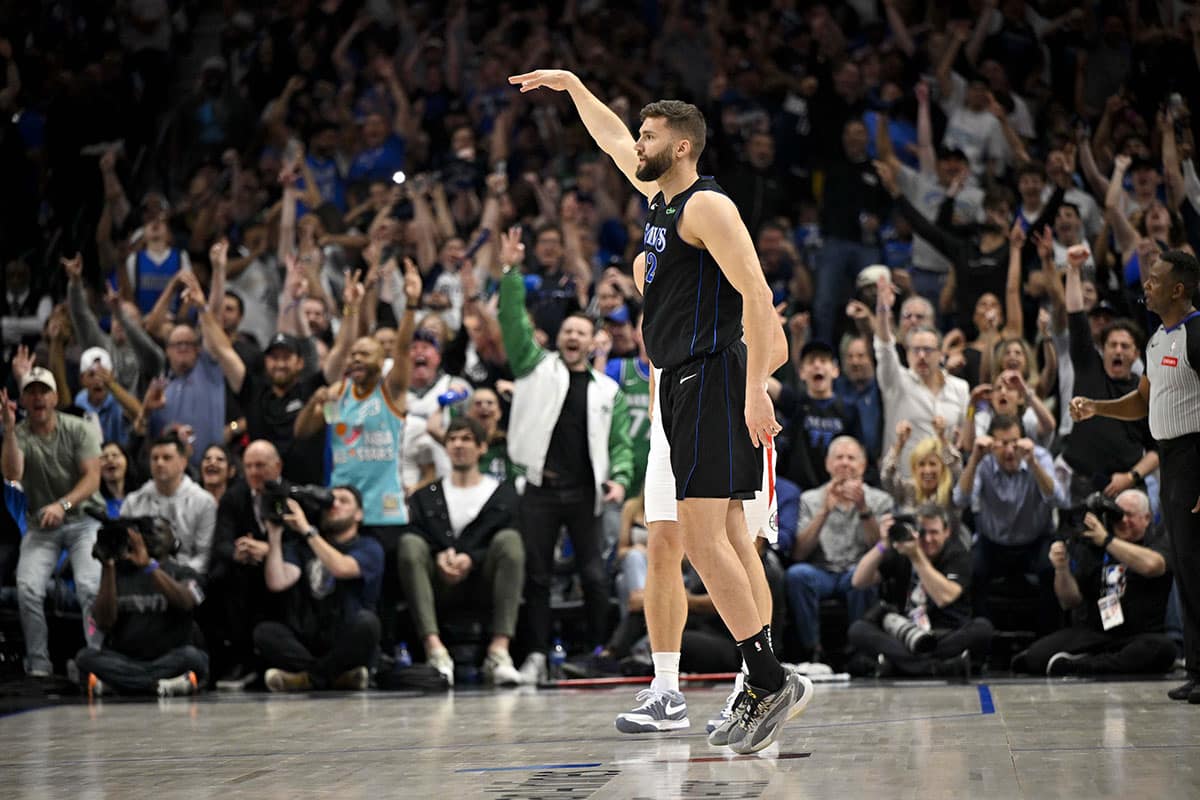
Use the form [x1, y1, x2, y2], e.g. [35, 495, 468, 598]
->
[0, 0, 1196, 693]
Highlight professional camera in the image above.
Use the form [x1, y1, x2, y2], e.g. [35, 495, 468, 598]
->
[865, 601, 935, 654]
[889, 514, 919, 544]
[87, 509, 177, 562]
[261, 479, 335, 524]
[1060, 491, 1123, 539]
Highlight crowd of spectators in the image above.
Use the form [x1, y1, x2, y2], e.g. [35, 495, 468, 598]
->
[1, 0, 1197, 693]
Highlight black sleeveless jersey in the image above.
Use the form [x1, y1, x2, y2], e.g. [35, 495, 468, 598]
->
[641, 177, 744, 369]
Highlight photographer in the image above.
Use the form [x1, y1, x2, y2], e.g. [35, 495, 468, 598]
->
[253, 489, 383, 692]
[1013, 490, 1176, 676]
[848, 506, 993, 677]
[122, 434, 217, 578]
[75, 519, 207, 697]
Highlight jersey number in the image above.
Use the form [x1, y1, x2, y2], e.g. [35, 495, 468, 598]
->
[628, 407, 649, 438]
[644, 252, 657, 284]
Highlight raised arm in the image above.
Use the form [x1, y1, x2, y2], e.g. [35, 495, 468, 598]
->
[881, 0, 916, 56]
[509, 69, 658, 198]
[63, 255, 109, 351]
[384, 258, 422, 404]
[197, 306, 246, 393]
[325, 270, 363, 384]
[1105, 154, 1139, 257]
[207, 239, 228, 319]
[107, 286, 164, 377]
[1160, 111, 1186, 211]
[1002, 221, 1025, 338]
[495, 226, 548, 379]
[914, 81, 936, 175]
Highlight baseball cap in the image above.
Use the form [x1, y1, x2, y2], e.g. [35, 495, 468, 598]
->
[19, 367, 57, 394]
[799, 340, 836, 361]
[605, 305, 631, 325]
[265, 332, 302, 355]
[79, 347, 113, 374]
[856, 264, 893, 290]
[1087, 300, 1118, 317]
[413, 328, 442, 351]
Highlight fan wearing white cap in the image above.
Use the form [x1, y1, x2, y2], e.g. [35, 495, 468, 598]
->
[74, 347, 136, 447]
[2, 367, 105, 677]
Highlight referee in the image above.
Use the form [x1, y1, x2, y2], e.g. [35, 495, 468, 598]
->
[1070, 247, 1200, 704]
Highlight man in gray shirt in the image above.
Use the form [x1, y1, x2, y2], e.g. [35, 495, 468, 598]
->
[122, 434, 217, 578]
[786, 436, 893, 661]
[2, 368, 104, 677]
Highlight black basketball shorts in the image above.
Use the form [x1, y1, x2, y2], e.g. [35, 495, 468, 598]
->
[658, 339, 763, 501]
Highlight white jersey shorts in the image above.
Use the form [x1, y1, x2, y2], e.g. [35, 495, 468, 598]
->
[644, 369, 778, 543]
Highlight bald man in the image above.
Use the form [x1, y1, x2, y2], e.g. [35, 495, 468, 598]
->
[202, 439, 284, 689]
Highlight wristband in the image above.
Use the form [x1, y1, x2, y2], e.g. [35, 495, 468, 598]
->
[875, 542, 887, 554]
[1129, 469, 1142, 485]
[343, 304, 360, 316]
[305, 527, 319, 539]
[143, 559, 160, 575]
[1102, 532, 1115, 550]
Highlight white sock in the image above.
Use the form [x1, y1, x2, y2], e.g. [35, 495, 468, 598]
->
[651, 652, 681, 692]
[740, 658, 750, 676]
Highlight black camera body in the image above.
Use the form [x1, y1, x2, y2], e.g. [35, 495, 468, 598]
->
[889, 513, 919, 544]
[87, 509, 177, 562]
[261, 479, 335, 524]
[1060, 491, 1124, 540]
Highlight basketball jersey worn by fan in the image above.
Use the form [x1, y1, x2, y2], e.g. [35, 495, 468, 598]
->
[606, 356, 652, 496]
[641, 177, 744, 370]
[328, 381, 408, 526]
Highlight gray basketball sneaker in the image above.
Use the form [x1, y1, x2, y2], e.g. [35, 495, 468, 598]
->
[706, 671, 744, 746]
[726, 672, 813, 754]
[615, 687, 690, 733]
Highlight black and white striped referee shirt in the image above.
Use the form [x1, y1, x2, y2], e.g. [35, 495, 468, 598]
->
[1146, 310, 1200, 440]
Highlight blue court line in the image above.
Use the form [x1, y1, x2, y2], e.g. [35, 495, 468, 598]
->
[978, 684, 995, 714]
[456, 762, 603, 773]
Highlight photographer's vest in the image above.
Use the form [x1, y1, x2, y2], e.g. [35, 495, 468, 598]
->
[327, 380, 408, 526]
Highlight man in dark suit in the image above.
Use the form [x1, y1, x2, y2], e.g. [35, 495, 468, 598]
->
[202, 439, 282, 689]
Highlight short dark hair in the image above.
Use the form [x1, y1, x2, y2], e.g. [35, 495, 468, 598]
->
[1015, 160, 1046, 181]
[1100, 318, 1144, 352]
[150, 433, 187, 457]
[446, 416, 487, 446]
[223, 290, 245, 318]
[1057, 202, 1081, 219]
[533, 223, 562, 243]
[915, 503, 951, 531]
[1160, 249, 1200, 297]
[333, 484, 363, 509]
[987, 413, 1021, 436]
[563, 310, 596, 332]
[639, 100, 707, 160]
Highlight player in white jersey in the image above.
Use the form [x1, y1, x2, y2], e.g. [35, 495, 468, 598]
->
[1069, 247, 1200, 703]
[614, 254, 804, 741]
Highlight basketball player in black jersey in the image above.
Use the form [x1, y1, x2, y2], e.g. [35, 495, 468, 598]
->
[511, 69, 811, 753]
